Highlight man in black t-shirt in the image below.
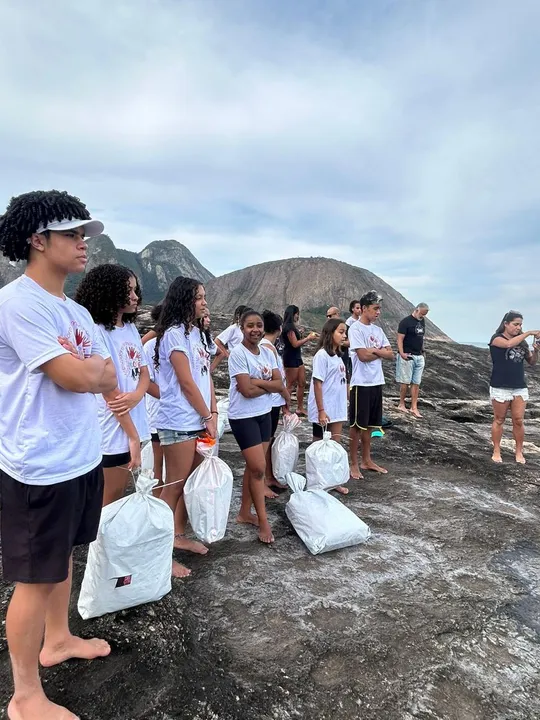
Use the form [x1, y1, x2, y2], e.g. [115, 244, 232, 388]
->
[396, 303, 429, 417]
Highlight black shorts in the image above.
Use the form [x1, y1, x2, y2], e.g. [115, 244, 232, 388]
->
[270, 405, 282, 437]
[0, 465, 104, 584]
[349, 385, 383, 430]
[229, 412, 272, 451]
[283, 356, 303, 369]
[151, 432, 160, 444]
[102, 451, 131, 469]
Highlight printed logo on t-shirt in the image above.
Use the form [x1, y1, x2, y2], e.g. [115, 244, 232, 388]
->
[119, 342, 142, 380]
[506, 346, 526, 363]
[339, 361, 347, 384]
[67, 321, 92, 359]
[368, 334, 382, 349]
[261, 364, 272, 380]
[197, 345, 211, 375]
[415, 323, 425, 336]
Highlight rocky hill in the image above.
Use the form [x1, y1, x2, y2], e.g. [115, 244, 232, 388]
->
[0, 236, 214, 303]
[206, 257, 450, 339]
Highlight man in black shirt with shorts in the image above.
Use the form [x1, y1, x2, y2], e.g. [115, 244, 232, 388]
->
[396, 303, 429, 418]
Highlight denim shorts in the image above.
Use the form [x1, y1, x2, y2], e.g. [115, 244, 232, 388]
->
[396, 354, 425, 385]
[157, 429, 204, 446]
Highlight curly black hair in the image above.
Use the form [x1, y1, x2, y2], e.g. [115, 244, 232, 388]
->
[75, 264, 141, 330]
[154, 276, 203, 369]
[262, 309, 282, 335]
[0, 190, 92, 262]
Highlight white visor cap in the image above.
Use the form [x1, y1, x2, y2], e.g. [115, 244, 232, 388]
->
[35, 217, 104, 237]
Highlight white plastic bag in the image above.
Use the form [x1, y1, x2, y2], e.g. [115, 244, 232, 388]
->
[272, 413, 301, 480]
[78, 472, 174, 619]
[305, 431, 349, 491]
[184, 437, 233, 544]
[141, 439, 166, 481]
[217, 397, 231, 437]
[284, 472, 371, 555]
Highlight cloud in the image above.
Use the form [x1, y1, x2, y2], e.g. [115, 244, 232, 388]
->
[0, 0, 539, 341]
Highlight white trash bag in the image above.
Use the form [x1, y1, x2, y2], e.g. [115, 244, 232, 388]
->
[305, 431, 349, 491]
[217, 397, 231, 437]
[78, 472, 174, 619]
[272, 413, 301, 480]
[184, 436, 233, 544]
[284, 472, 371, 555]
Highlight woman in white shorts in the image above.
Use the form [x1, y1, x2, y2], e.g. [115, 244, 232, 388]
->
[489, 311, 539, 463]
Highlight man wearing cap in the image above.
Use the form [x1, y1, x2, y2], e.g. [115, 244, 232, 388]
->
[0, 191, 117, 720]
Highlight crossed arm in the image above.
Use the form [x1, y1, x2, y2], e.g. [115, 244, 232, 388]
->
[355, 345, 394, 362]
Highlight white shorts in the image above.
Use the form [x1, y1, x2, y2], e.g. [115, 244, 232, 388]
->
[489, 387, 529, 403]
[396, 354, 425, 385]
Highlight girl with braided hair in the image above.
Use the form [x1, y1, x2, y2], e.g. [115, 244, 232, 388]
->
[0, 190, 115, 720]
[75, 264, 151, 506]
[154, 276, 217, 578]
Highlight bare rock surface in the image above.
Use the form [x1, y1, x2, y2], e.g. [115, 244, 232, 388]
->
[2, 318, 540, 719]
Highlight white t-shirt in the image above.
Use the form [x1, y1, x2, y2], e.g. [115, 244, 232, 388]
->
[260, 338, 286, 408]
[349, 321, 390, 387]
[0, 275, 110, 485]
[346, 316, 358, 328]
[97, 323, 150, 454]
[228, 343, 279, 420]
[308, 349, 348, 423]
[216, 324, 243, 351]
[144, 338, 160, 434]
[156, 324, 212, 431]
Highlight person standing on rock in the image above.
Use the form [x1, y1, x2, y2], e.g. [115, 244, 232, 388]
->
[75, 264, 151, 506]
[212, 304, 249, 372]
[396, 303, 430, 418]
[489, 311, 540, 464]
[0, 190, 115, 720]
[327, 306, 351, 390]
[228, 310, 284, 544]
[308, 318, 349, 494]
[260, 309, 291, 496]
[348, 291, 394, 477]
[154, 276, 217, 578]
[346, 299, 362, 328]
[281, 304, 318, 417]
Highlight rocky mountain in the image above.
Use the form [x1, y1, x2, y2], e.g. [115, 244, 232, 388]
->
[0, 236, 214, 303]
[205, 257, 450, 339]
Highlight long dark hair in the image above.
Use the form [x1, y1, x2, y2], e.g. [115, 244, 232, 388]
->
[75, 264, 141, 330]
[282, 304, 299, 336]
[154, 276, 202, 369]
[490, 311, 528, 351]
[317, 318, 345, 357]
[197, 314, 214, 353]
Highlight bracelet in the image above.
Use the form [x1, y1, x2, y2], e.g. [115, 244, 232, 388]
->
[202, 414, 212, 422]
[211, 411, 218, 415]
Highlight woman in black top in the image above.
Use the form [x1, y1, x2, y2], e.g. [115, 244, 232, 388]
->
[280, 305, 317, 416]
[489, 311, 539, 464]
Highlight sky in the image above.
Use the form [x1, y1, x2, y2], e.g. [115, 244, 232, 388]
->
[1, 0, 539, 342]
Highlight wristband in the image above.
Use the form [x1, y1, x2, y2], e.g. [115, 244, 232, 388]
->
[202, 414, 212, 422]
[211, 411, 218, 415]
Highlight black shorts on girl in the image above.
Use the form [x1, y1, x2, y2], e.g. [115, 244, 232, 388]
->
[270, 405, 281, 437]
[102, 451, 131, 468]
[0, 465, 104, 584]
[230, 412, 272, 451]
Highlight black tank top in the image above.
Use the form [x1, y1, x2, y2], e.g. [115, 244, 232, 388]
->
[281, 327, 302, 365]
[489, 334, 527, 389]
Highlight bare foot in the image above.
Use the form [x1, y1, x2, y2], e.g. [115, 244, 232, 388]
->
[332, 485, 349, 495]
[349, 466, 364, 480]
[267, 477, 287, 489]
[397, 404, 409, 413]
[361, 461, 388, 474]
[258, 521, 275, 544]
[491, 452, 503, 463]
[516, 453, 526, 464]
[39, 635, 110, 668]
[264, 486, 278, 499]
[172, 560, 191, 578]
[410, 409, 423, 418]
[236, 512, 259, 527]
[8, 694, 79, 720]
[174, 535, 209, 555]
